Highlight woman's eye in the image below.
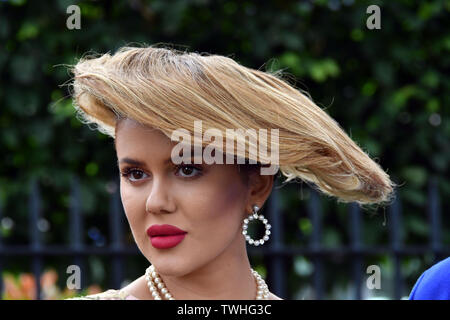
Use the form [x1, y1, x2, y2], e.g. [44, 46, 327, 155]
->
[176, 165, 202, 178]
[121, 165, 202, 183]
[121, 169, 148, 182]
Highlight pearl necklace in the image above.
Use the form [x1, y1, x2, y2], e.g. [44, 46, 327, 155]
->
[145, 265, 270, 300]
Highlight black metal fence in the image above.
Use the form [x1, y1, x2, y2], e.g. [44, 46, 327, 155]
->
[0, 175, 448, 300]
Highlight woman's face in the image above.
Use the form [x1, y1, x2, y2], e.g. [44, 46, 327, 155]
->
[115, 118, 258, 276]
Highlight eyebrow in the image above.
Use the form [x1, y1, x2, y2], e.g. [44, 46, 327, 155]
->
[117, 155, 198, 168]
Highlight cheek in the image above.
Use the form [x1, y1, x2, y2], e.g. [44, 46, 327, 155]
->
[187, 179, 247, 234]
[120, 184, 153, 253]
[120, 184, 145, 224]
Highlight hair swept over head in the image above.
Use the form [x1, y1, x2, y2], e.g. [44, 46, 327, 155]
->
[69, 44, 397, 207]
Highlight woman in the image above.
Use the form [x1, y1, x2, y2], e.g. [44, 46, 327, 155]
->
[66, 44, 396, 300]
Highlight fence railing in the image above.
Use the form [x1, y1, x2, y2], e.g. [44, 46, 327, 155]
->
[0, 174, 448, 300]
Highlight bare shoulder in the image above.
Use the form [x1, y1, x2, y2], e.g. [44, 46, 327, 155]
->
[268, 292, 283, 300]
[65, 289, 128, 300]
[65, 278, 145, 300]
[119, 275, 151, 300]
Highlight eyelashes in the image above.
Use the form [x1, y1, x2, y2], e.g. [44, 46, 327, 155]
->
[120, 168, 147, 182]
[120, 164, 203, 183]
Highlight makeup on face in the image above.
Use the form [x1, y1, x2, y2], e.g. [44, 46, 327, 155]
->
[117, 119, 252, 278]
[147, 224, 188, 249]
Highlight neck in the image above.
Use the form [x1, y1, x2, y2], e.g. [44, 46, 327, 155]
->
[153, 236, 256, 299]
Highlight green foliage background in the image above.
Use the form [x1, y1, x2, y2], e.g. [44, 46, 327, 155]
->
[0, 0, 449, 299]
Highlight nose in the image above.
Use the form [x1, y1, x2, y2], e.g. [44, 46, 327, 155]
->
[145, 177, 175, 215]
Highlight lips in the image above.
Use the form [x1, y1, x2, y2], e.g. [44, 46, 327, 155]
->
[147, 224, 187, 249]
[147, 224, 187, 237]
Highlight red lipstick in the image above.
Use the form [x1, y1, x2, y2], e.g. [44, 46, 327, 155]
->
[146, 224, 187, 249]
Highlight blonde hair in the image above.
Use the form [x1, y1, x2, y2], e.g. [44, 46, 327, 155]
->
[68, 44, 397, 207]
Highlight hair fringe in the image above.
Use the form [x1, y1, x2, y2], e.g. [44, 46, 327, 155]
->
[67, 44, 398, 207]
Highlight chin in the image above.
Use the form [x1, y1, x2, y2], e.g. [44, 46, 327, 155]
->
[150, 258, 192, 277]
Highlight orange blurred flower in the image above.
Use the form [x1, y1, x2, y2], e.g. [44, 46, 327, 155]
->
[86, 284, 102, 295]
[19, 273, 36, 300]
[2, 269, 103, 300]
[3, 273, 23, 300]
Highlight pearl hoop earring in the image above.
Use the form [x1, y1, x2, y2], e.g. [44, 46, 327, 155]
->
[242, 205, 271, 246]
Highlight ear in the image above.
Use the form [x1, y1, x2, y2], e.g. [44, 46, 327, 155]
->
[244, 167, 275, 216]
